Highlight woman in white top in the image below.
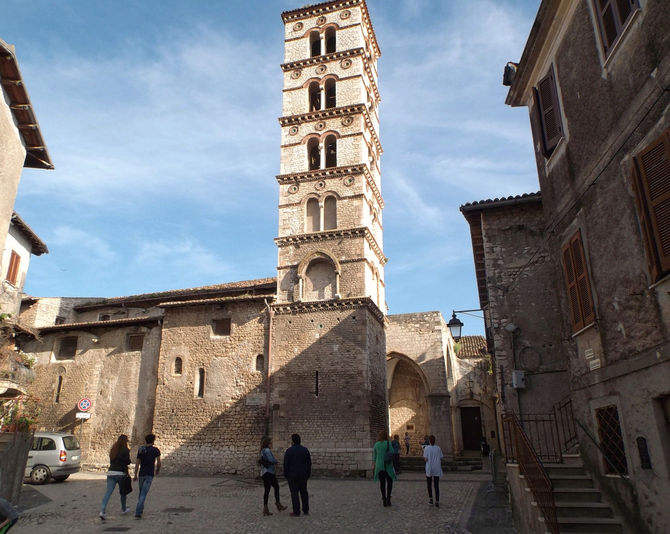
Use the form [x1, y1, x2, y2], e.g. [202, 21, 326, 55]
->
[423, 435, 443, 507]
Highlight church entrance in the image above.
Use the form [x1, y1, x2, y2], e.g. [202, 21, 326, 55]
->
[387, 355, 429, 456]
[460, 406, 483, 450]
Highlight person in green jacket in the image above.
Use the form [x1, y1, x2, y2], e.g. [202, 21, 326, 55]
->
[372, 429, 397, 507]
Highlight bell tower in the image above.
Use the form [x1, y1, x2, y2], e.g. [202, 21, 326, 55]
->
[270, 0, 387, 473]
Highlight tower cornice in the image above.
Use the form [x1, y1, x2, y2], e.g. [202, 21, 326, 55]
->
[281, 48, 380, 104]
[279, 104, 382, 156]
[276, 164, 384, 209]
[280, 0, 380, 59]
[272, 295, 385, 324]
[274, 226, 387, 265]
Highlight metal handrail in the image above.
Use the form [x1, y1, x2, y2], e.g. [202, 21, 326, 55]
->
[503, 412, 559, 534]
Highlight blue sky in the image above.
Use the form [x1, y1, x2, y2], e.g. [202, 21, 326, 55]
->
[3, 0, 541, 337]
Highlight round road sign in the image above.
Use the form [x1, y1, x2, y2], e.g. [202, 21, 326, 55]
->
[77, 398, 92, 412]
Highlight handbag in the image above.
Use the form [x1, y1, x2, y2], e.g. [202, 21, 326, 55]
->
[119, 474, 133, 495]
[383, 440, 394, 463]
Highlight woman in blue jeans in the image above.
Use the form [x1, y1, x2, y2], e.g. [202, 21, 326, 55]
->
[100, 434, 131, 520]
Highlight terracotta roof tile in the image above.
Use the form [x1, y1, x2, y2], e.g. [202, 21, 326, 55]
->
[457, 335, 489, 359]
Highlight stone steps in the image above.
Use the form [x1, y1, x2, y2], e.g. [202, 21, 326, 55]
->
[398, 455, 483, 472]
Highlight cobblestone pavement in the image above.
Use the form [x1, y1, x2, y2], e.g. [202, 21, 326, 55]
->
[14, 470, 516, 534]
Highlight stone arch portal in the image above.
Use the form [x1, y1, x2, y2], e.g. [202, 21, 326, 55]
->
[387, 352, 430, 456]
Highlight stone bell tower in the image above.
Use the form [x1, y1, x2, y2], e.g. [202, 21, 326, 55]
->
[270, 0, 387, 473]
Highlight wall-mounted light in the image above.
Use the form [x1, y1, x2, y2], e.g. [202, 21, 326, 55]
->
[447, 308, 482, 341]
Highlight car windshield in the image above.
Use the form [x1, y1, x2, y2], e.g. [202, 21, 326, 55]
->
[62, 436, 80, 450]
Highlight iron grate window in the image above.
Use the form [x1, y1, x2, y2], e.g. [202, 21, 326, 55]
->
[595, 405, 628, 475]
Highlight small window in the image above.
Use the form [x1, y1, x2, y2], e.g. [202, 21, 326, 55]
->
[127, 333, 145, 351]
[325, 78, 336, 109]
[6, 250, 20, 285]
[324, 196, 337, 230]
[196, 367, 205, 398]
[561, 230, 595, 333]
[212, 318, 231, 336]
[593, 0, 639, 57]
[307, 138, 320, 170]
[98, 313, 111, 321]
[309, 81, 321, 112]
[55, 316, 66, 325]
[535, 65, 564, 157]
[596, 404, 628, 475]
[309, 31, 321, 57]
[56, 336, 78, 360]
[306, 198, 321, 232]
[55, 375, 63, 403]
[174, 357, 183, 375]
[325, 27, 336, 54]
[255, 354, 264, 372]
[325, 135, 337, 168]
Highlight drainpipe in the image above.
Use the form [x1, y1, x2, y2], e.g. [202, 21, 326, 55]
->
[264, 299, 274, 435]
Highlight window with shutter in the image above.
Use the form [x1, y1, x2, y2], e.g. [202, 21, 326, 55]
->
[631, 128, 670, 282]
[562, 230, 595, 333]
[6, 250, 20, 285]
[534, 66, 564, 157]
[593, 0, 639, 57]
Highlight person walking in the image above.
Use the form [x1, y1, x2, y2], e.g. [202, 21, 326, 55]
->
[391, 434, 401, 474]
[404, 432, 411, 455]
[100, 434, 131, 520]
[132, 433, 161, 519]
[423, 434, 444, 507]
[373, 430, 396, 507]
[259, 436, 287, 516]
[283, 434, 311, 517]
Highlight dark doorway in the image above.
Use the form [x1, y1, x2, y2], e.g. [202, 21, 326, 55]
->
[460, 406, 483, 450]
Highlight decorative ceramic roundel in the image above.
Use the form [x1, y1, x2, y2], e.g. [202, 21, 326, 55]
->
[316, 65, 327, 75]
[340, 58, 352, 69]
[315, 121, 326, 131]
[290, 69, 302, 79]
[340, 10, 351, 20]
[341, 116, 354, 126]
[293, 22, 304, 31]
[343, 176, 355, 186]
[288, 184, 299, 194]
[289, 126, 299, 136]
[315, 180, 326, 190]
[317, 16, 327, 25]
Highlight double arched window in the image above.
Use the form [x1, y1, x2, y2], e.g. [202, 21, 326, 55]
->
[305, 195, 337, 233]
[306, 135, 337, 170]
[308, 79, 336, 112]
[309, 27, 336, 57]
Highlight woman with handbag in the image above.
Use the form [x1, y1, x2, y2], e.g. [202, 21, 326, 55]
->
[259, 436, 287, 516]
[99, 434, 131, 520]
[372, 430, 396, 507]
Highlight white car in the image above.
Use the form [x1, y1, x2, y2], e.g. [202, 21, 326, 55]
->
[24, 432, 81, 484]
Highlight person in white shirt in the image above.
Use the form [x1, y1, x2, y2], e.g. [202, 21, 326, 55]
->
[423, 435, 443, 507]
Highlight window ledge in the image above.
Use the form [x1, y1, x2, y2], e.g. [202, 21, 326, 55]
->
[571, 320, 597, 339]
[545, 136, 567, 172]
[648, 271, 670, 290]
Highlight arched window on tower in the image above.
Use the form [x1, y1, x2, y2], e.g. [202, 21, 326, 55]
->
[309, 81, 321, 112]
[325, 27, 336, 54]
[255, 354, 264, 372]
[306, 198, 320, 232]
[305, 259, 337, 300]
[324, 195, 337, 230]
[325, 135, 337, 168]
[309, 31, 321, 57]
[173, 357, 183, 376]
[307, 138, 320, 170]
[325, 78, 336, 109]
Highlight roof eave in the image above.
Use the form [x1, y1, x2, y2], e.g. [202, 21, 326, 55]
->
[11, 212, 48, 255]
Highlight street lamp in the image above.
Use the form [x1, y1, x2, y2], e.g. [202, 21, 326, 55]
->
[447, 308, 482, 341]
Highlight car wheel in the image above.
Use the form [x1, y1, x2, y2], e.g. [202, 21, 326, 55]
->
[52, 475, 69, 482]
[30, 465, 51, 485]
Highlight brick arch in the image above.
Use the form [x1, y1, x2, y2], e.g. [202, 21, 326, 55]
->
[301, 73, 341, 88]
[387, 352, 431, 394]
[300, 22, 340, 39]
[297, 250, 341, 278]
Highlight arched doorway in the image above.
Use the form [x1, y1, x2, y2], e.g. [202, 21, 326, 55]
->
[387, 353, 430, 455]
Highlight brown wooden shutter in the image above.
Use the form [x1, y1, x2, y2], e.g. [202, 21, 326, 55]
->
[630, 164, 661, 282]
[536, 66, 564, 156]
[562, 231, 595, 332]
[635, 129, 670, 273]
[6, 251, 20, 285]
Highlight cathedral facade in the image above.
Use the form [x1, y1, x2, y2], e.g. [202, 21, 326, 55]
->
[17, 0, 493, 475]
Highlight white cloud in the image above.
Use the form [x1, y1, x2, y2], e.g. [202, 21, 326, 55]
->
[135, 239, 230, 277]
[49, 226, 117, 263]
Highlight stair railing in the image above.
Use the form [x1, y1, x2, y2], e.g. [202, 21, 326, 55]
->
[503, 411, 559, 534]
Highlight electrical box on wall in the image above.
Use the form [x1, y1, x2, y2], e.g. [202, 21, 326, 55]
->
[512, 370, 526, 389]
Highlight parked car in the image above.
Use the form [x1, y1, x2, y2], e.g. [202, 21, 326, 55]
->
[24, 432, 81, 484]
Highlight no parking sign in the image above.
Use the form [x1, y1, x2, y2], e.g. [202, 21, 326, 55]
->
[77, 398, 92, 412]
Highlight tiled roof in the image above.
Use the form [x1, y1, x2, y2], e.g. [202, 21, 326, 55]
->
[457, 335, 489, 359]
[38, 315, 161, 333]
[460, 192, 541, 212]
[73, 277, 277, 310]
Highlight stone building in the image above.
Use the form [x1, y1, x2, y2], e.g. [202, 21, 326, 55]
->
[18, 0, 486, 476]
[462, 1, 670, 532]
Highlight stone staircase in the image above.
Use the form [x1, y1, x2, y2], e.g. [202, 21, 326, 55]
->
[542, 453, 624, 533]
[399, 453, 483, 472]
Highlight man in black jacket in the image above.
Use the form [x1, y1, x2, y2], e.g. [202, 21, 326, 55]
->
[283, 433, 311, 516]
